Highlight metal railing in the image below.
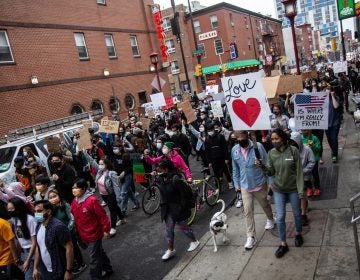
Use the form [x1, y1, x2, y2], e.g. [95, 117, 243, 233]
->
[350, 192, 360, 279]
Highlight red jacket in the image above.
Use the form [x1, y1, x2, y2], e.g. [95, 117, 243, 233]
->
[71, 192, 110, 242]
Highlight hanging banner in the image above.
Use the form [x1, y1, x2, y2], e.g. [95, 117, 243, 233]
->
[210, 100, 223, 118]
[337, 0, 355, 20]
[221, 72, 272, 130]
[294, 93, 329, 129]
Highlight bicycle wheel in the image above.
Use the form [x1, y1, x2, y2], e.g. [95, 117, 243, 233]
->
[141, 185, 161, 215]
[186, 202, 197, 226]
[204, 175, 220, 206]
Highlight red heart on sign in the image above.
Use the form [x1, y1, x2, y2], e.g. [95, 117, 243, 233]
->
[232, 98, 261, 127]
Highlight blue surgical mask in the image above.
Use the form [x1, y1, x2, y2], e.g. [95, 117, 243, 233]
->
[35, 213, 44, 223]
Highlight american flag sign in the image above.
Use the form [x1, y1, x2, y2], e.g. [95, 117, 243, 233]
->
[295, 95, 327, 108]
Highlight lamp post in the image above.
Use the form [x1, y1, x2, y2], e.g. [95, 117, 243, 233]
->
[282, 0, 300, 75]
[150, 52, 161, 92]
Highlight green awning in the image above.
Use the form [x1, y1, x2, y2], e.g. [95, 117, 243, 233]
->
[200, 59, 260, 75]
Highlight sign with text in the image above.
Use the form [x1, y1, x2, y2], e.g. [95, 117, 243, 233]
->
[199, 30, 217, 41]
[150, 92, 166, 107]
[221, 72, 272, 130]
[294, 93, 329, 129]
[162, 96, 174, 110]
[140, 118, 151, 130]
[337, 0, 355, 20]
[137, 106, 146, 117]
[206, 85, 219, 95]
[333, 61, 348, 74]
[76, 128, 92, 150]
[179, 100, 197, 123]
[210, 100, 223, 118]
[45, 136, 61, 153]
[98, 119, 120, 134]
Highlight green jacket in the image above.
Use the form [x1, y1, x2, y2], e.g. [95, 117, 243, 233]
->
[302, 134, 321, 161]
[265, 145, 304, 198]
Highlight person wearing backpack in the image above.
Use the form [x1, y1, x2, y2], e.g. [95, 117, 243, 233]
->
[156, 159, 199, 261]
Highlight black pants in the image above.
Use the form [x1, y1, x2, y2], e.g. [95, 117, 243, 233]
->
[212, 159, 231, 182]
[71, 230, 84, 268]
[102, 193, 124, 228]
[88, 239, 112, 280]
[312, 161, 320, 188]
[0, 265, 23, 280]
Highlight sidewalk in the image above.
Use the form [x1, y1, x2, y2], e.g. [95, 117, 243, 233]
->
[164, 111, 360, 280]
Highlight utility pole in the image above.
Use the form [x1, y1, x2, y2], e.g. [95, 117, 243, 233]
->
[340, 19, 346, 61]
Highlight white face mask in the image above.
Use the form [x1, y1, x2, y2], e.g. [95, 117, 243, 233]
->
[73, 139, 77, 144]
[168, 131, 175, 137]
[23, 151, 28, 157]
[199, 127, 205, 132]
[208, 131, 215, 136]
[156, 143, 162, 149]
[99, 164, 106, 171]
[162, 147, 169, 155]
[200, 115, 206, 119]
[113, 148, 120, 155]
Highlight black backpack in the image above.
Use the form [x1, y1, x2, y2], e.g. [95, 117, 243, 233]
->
[171, 174, 196, 210]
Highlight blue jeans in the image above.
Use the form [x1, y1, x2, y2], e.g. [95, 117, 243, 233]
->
[22, 248, 34, 280]
[273, 191, 302, 242]
[325, 124, 340, 157]
[121, 174, 139, 212]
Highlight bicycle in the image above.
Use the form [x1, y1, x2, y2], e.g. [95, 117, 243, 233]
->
[141, 173, 161, 215]
[186, 168, 221, 225]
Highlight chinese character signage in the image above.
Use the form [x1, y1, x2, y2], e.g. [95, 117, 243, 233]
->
[152, 4, 168, 62]
[337, 0, 355, 20]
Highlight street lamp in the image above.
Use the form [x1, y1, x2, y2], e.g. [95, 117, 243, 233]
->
[282, 0, 300, 75]
[150, 52, 161, 92]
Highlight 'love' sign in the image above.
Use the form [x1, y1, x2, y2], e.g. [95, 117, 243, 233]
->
[221, 72, 272, 130]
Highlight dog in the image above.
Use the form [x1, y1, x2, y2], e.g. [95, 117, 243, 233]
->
[209, 199, 229, 252]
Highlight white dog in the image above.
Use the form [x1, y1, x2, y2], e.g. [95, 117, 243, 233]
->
[209, 199, 229, 252]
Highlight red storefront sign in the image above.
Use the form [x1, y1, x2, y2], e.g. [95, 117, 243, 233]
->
[152, 4, 168, 62]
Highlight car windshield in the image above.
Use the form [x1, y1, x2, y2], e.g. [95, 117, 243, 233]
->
[0, 146, 16, 173]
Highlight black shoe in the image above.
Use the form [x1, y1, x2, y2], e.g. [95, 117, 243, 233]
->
[101, 270, 114, 278]
[275, 244, 289, 258]
[295, 234, 304, 247]
[73, 264, 87, 275]
[131, 205, 140, 211]
[302, 214, 309, 226]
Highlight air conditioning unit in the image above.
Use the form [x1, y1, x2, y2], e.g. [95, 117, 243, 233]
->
[231, 22, 235, 27]
[246, 25, 249, 29]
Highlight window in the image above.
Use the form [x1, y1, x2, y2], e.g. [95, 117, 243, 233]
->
[210, 15, 219, 29]
[248, 38, 251, 50]
[245, 17, 248, 29]
[138, 91, 147, 105]
[91, 100, 103, 112]
[109, 96, 120, 113]
[229, 13, 234, 26]
[197, 43, 206, 58]
[165, 39, 175, 53]
[97, 0, 106, 5]
[0, 30, 14, 63]
[124, 94, 135, 109]
[193, 20, 201, 33]
[171, 61, 180, 74]
[130, 35, 140, 57]
[70, 104, 85, 115]
[74, 33, 89, 59]
[214, 39, 223, 55]
[104, 34, 117, 58]
[163, 17, 171, 31]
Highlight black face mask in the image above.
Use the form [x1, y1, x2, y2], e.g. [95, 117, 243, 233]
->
[53, 162, 62, 168]
[238, 139, 249, 148]
[8, 211, 17, 218]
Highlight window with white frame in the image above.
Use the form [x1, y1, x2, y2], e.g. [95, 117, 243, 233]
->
[130, 35, 140, 57]
[193, 20, 201, 33]
[0, 30, 14, 63]
[210, 15, 219, 29]
[197, 43, 206, 58]
[74, 32, 89, 59]
[171, 60, 180, 74]
[165, 39, 175, 53]
[214, 39, 223, 55]
[104, 34, 117, 58]
[97, 0, 106, 5]
[163, 17, 171, 31]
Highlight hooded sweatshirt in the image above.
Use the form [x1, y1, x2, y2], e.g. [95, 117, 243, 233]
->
[71, 191, 110, 242]
[291, 132, 315, 181]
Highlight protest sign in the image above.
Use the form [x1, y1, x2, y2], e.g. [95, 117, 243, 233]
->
[196, 91, 206, 100]
[276, 75, 303, 95]
[210, 100, 223, 118]
[140, 118, 151, 130]
[221, 72, 272, 130]
[76, 128, 92, 150]
[206, 85, 219, 95]
[82, 119, 93, 129]
[45, 136, 61, 153]
[150, 92, 166, 107]
[302, 70, 318, 81]
[162, 96, 174, 109]
[98, 119, 120, 134]
[130, 153, 146, 183]
[333, 61, 347, 74]
[294, 93, 329, 129]
[137, 106, 146, 117]
[179, 100, 197, 123]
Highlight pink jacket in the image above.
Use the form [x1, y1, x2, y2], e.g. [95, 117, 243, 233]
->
[144, 150, 192, 179]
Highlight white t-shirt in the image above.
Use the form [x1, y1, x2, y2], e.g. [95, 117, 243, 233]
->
[37, 224, 52, 272]
[10, 215, 37, 249]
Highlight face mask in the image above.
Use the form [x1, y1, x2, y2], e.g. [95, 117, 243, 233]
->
[53, 162, 62, 168]
[156, 143, 162, 149]
[162, 147, 169, 155]
[8, 211, 16, 218]
[72, 189, 82, 197]
[274, 111, 280, 116]
[23, 152, 28, 157]
[199, 127, 205, 132]
[272, 141, 283, 149]
[214, 128, 220, 132]
[168, 131, 175, 137]
[200, 115, 206, 120]
[157, 172, 167, 178]
[35, 213, 44, 223]
[208, 131, 214, 136]
[113, 148, 120, 155]
[73, 139, 78, 144]
[99, 164, 106, 171]
[239, 139, 249, 148]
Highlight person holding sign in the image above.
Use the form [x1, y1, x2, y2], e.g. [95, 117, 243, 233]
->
[256, 129, 304, 258]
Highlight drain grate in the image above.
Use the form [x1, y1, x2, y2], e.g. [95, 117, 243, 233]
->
[310, 165, 339, 201]
[270, 222, 311, 238]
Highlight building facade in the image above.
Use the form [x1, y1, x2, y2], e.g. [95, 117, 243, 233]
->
[0, 0, 169, 137]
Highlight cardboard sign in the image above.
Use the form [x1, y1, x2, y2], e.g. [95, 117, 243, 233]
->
[140, 118, 151, 130]
[137, 106, 146, 117]
[98, 119, 120, 134]
[45, 136, 61, 153]
[82, 119, 93, 129]
[276, 75, 304, 95]
[302, 70, 318, 81]
[76, 128, 92, 150]
[179, 100, 197, 123]
[294, 92, 329, 129]
[333, 61, 348, 74]
[210, 100, 223, 118]
[150, 92, 166, 107]
[162, 96, 174, 110]
[206, 85, 219, 95]
[221, 72, 272, 130]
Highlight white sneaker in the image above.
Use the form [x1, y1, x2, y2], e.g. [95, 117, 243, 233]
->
[265, 219, 275, 230]
[101, 201, 107, 207]
[187, 240, 200, 252]
[236, 199, 243, 208]
[109, 228, 116, 236]
[116, 219, 126, 226]
[162, 249, 176, 260]
[228, 182, 234, 189]
[244, 237, 256, 250]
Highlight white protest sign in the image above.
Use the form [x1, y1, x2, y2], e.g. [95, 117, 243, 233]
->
[333, 61, 347, 74]
[210, 100, 223, 118]
[210, 91, 225, 105]
[150, 92, 166, 107]
[206, 85, 219, 95]
[294, 92, 329, 129]
[221, 72, 272, 130]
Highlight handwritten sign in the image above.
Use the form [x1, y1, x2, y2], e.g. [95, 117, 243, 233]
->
[206, 85, 219, 95]
[137, 106, 146, 117]
[82, 119, 93, 129]
[45, 136, 61, 153]
[162, 96, 174, 110]
[179, 100, 197, 123]
[333, 61, 347, 74]
[210, 100, 223, 118]
[140, 118, 151, 130]
[98, 119, 120, 134]
[76, 128, 92, 150]
[150, 92, 166, 107]
[221, 72, 272, 130]
[294, 93, 329, 129]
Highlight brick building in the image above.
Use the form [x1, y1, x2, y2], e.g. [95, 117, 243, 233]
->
[0, 0, 169, 137]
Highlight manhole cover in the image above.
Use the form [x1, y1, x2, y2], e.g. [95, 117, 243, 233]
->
[310, 165, 339, 201]
[270, 222, 311, 238]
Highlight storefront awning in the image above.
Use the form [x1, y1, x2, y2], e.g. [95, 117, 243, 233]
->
[201, 59, 260, 75]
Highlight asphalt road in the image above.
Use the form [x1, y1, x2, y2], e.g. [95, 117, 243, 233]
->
[77, 155, 237, 280]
